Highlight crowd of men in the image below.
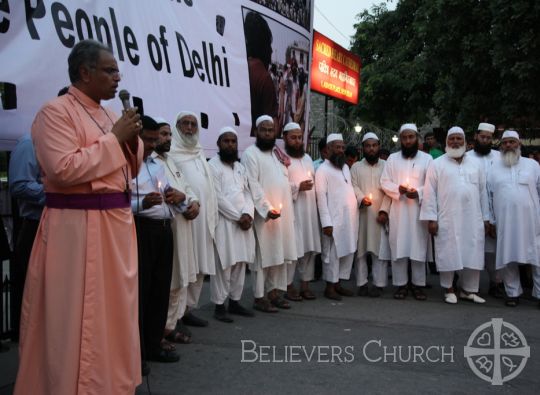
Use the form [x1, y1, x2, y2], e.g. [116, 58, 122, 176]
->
[8, 39, 540, 394]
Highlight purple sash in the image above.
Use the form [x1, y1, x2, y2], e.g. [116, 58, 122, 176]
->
[46, 192, 130, 210]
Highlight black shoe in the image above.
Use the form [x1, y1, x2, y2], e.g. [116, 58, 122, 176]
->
[357, 284, 369, 297]
[214, 304, 234, 323]
[141, 361, 151, 376]
[182, 312, 209, 327]
[369, 286, 383, 298]
[489, 283, 506, 299]
[228, 300, 255, 317]
[147, 348, 180, 363]
[175, 320, 192, 337]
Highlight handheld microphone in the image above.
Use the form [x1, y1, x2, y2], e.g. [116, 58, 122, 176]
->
[119, 89, 131, 111]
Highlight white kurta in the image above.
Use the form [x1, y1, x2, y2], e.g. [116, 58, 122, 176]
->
[350, 159, 391, 256]
[315, 160, 359, 259]
[487, 157, 540, 269]
[420, 154, 489, 271]
[466, 149, 500, 253]
[153, 152, 198, 288]
[241, 145, 297, 269]
[208, 156, 255, 268]
[288, 154, 321, 256]
[170, 155, 217, 275]
[380, 151, 432, 262]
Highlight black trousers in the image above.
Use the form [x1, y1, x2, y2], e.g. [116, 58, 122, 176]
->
[12, 218, 40, 342]
[135, 216, 173, 358]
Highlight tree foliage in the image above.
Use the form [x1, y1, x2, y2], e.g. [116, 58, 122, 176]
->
[344, 0, 540, 132]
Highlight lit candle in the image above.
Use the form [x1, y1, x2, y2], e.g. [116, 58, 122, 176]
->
[405, 178, 410, 189]
[369, 193, 373, 200]
[158, 181, 162, 191]
[307, 171, 312, 179]
[279, 203, 283, 212]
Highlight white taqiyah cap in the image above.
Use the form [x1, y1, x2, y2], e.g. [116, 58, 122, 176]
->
[153, 117, 169, 126]
[501, 130, 519, 140]
[477, 122, 495, 133]
[256, 115, 273, 127]
[399, 123, 418, 134]
[218, 126, 237, 137]
[283, 122, 301, 132]
[447, 126, 465, 137]
[362, 132, 379, 143]
[327, 133, 343, 143]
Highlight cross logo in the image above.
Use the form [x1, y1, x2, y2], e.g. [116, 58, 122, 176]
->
[464, 318, 530, 385]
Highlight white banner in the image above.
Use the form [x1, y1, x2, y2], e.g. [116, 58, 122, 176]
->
[0, 0, 313, 154]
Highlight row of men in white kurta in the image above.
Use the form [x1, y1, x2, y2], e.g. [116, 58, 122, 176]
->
[159, 113, 539, 321]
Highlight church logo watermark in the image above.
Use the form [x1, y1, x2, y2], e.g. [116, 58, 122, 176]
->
[464, 318, 530, 385]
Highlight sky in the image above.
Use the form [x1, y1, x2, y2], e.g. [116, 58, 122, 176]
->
[313, 0, 396, 49]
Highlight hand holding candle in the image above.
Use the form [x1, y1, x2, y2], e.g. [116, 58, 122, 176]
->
[362, 192, 373, 207]
[399, 178, 412, 195]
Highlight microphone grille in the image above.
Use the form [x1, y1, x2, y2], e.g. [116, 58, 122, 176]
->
[119, 89, 130, 101]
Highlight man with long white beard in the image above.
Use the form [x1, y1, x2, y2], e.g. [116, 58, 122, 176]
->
[465, 122, 504, 298]
[350, 132, 391, 297]
[282, 122, 321, 301]
[170, 111, 218, 327]
[315, 133, 359, 300]
[381, 124, 432, 301]
[421, 127, 489, 304]
[208, 127, 255, 322]
[487, 130, 540, 307]
[153, 118, 199, 344]
[242, 115, 297, 312]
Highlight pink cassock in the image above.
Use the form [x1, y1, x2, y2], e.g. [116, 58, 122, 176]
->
[14, 86, 143, 395]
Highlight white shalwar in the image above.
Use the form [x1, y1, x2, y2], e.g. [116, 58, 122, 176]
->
[487, 156, 540, 298]
[241, 145, 297, 297]
[286, 154, 321, 284]
[153, 152, 199, 329]
[208, 156, 255, 304]
[380, 150, 432, 286]
[315, 160, 359, 284]
[420, 154, 489, 291]
[350, 159, 392, 287]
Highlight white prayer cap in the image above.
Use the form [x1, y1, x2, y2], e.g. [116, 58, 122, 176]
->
[327, 133, 343, 143]
[362, 132, 379, 143]
[447, 126, 465, 137]
[256, 114, 273, 127]
[399, 123, 418, 134]
[283, 122, 301, 132]
[477, 122, 495, 133]
[501, 130, 520, 140]
[218, 126, 237, 137]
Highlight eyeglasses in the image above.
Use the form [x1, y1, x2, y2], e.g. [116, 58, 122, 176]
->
[92, 67, 122, 78]
[178, 120, 198, 127]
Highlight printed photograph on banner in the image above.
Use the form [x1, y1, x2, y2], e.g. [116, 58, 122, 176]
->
[242, 8, 310, 138]
[250, 0, 312, 30]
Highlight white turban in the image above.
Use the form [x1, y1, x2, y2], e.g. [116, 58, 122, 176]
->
[477, 122, 495, 133]
[177, 111, 199, 125]
[283, 122, 301, 132]
[362, 132, 379, 143]
[447, 126, 465, 137]
[399, 123, 418, 134]
[327, 133, 343, 143]
[256, 115, 273, 127]
[218, 126, 237, 137]
[501, 130, 520, 140]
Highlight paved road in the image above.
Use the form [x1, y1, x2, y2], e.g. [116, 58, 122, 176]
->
[2, 272, 539, 395]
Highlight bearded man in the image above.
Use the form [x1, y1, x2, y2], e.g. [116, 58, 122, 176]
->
[380, 123, 433, 301]
[421, 127, 489, 304]
[315, 133, 359, 300]
[282, 122, 321, 301]
[241, 115, 297, 312]
[466, 122, 504, 298]
[487, 130, 540, 307]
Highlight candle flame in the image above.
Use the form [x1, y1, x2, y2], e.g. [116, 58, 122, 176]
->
[279, 203, 283, 210]
[307, 171, 312, 178]
[369, 193, 373, 200]
[158, 181, 162, 189]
